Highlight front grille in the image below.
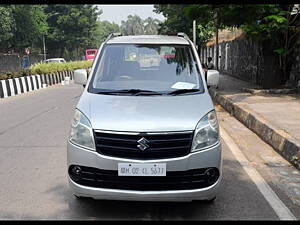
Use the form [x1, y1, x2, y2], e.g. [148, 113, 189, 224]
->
[69, 165, 220, 191]
[94, 130, 194, 160]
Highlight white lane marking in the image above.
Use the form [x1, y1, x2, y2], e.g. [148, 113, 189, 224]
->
[220, 126, 297, 220]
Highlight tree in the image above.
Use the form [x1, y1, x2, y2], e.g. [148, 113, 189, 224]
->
[10, 5, 48, 51]
[154, 4, 192, 36]
[120, 15, 145, 35]
[197, 21, 215, 45]
[120, 15, 161, 35]
[0, 6, 16, 51]
[241, 5, 300, 85]
[45, 5, 101, 58]
[144, 17, 160, 35]
[184, 4, 244, 68]
[92, 20, 120, 47]
[184, 4, 300, 86]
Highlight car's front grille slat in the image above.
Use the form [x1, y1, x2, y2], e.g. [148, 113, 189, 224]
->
[95, 136, 137, 143]
[97, 144, 138, 151]
[69, 166, 220, 191]
[94, 130, 193, 160]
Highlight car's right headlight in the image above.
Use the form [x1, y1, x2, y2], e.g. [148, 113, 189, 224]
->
[191, 110, 219, 152]
[69, 109, 95, 151]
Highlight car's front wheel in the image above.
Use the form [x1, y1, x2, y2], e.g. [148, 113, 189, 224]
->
[204, 196, 217, 203]
[73, 194, 89, 201]
[194, 196, 217, 204]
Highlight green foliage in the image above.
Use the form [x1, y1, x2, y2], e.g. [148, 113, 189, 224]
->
[0, 5, 161, 60]
[155, 4, 227, 43]
[154, 5, 192, 36]
[121, 15, 145, 35]
[30, 60, 93, 74]
[0, 69, 31, 80]
[92, 20, 120, 46]
[273, 48, 286, 55]
[183, 4, 249, 43]
[144, 17, 160, 35]
[120, 15, 161, 35]
[239, 4, 300, 85]
[10, 5, 48, 50]
[183, 4, 300, 53]
[197, 21, 215, 44]
[240, 6, 289, 42]
[183, 4, 300, 84]
[0, 6, 15, 46]
[44, 5, 101, 58]
[0, 5, 48, 51]
[184, 4, 279, 30]
[0, 60, 92, 80]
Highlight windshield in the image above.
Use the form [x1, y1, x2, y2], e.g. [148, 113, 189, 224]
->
[89, 44, 204, 95]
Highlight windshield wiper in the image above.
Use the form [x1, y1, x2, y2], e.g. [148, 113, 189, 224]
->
[166, 89, 200, 96]
[95, 89, 163, 96]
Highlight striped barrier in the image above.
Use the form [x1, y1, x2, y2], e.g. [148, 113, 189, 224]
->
[0, 70, 74, 99]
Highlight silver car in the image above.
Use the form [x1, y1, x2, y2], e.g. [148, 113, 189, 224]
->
[67, 33, 222, 202]
[44, 58, 66, 63]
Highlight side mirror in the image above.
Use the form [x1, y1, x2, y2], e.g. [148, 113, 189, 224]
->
[207, 70, 219, 88]
[74, 69, 87, 86]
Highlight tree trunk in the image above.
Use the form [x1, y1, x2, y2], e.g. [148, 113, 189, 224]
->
[59, 47, 64, 58]
[261, 41, 282, 89]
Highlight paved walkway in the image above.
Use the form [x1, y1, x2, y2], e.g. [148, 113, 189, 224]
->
[217, 73, 300, 142]
[211, 73, 300, 169]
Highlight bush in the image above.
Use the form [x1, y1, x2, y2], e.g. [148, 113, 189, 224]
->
[30, 60, 93, 75]
[0, 60, 93, 80]
[0, 69, 31, 80]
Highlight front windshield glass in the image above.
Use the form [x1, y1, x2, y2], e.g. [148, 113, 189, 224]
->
[89, 44, 204, 94]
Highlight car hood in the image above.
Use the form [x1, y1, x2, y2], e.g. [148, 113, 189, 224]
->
[77, 92, 214, 132]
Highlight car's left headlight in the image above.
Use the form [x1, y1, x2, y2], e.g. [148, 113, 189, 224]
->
[69, 109, 95, 151]
[191, 110, 219, 152]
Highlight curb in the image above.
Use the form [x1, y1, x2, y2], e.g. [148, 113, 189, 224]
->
[0, 70, 74, 99]
[210, 88, 300, 170]
[242, 87, 300, 95]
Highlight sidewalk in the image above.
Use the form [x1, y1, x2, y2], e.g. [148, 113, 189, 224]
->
[210, 73, 300, 169]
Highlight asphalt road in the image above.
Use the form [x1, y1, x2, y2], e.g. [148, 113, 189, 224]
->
[0, 84, 299, 220]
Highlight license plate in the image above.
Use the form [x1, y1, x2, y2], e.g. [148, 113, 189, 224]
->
[118, 163, 166, 176]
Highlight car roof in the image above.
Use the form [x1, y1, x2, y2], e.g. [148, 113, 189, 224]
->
[45, 58, 65, 60]
[106, 35, 190, 45]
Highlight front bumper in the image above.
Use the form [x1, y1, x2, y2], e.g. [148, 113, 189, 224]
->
[67, 141, 222, 202]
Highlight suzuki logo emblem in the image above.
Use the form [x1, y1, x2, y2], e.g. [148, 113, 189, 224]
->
[137, 137, 149, 151]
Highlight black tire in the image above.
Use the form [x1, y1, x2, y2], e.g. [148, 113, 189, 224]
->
[74, 194, 88, 200]
[193, 196, 217, 204]
[204, 196, 217, 203]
